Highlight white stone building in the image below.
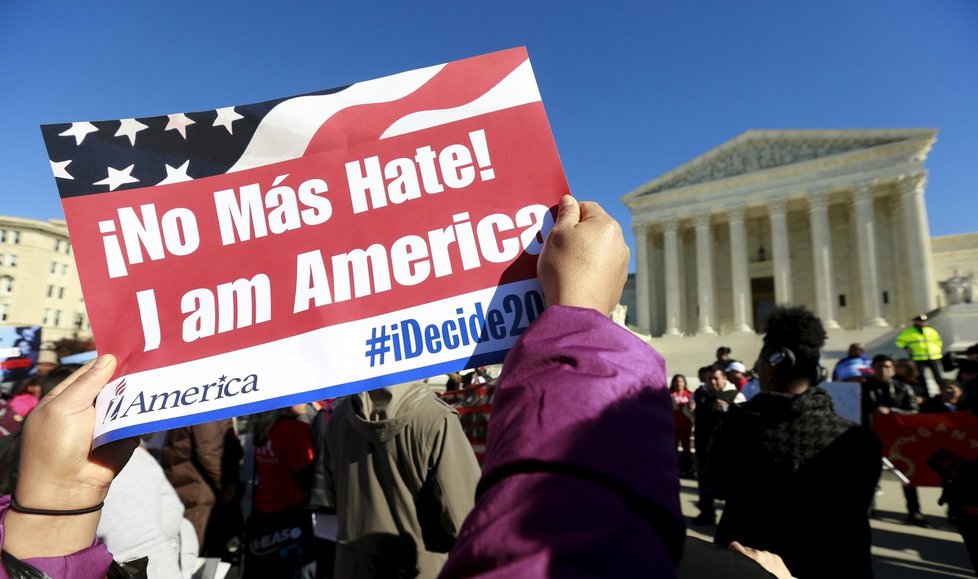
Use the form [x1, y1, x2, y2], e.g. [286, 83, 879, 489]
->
[623, 129, 943, 338]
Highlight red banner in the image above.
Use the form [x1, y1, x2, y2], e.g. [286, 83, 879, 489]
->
[874, 412, 978, 487]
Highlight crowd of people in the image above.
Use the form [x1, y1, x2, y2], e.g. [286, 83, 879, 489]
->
[0, 196, 975, 578]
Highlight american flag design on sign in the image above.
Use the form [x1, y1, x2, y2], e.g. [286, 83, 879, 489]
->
[42, 48, 539, 198]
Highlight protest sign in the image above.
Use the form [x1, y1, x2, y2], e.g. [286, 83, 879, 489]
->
[819, 381, 861, 424]
[40, 47, 569, 446]
[0, 326, 41, 388]
[874, 412, 978, 487]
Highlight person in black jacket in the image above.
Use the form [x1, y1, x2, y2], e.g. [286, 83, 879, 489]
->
[864, 354, 920, 418]
[920, 381, 964, 414]
[864, 354, 929, 527]
[708, 306, 882, 579]
[692, 365, 744, 526]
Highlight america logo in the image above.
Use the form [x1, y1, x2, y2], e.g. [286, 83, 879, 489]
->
[102, 373, 259, 424]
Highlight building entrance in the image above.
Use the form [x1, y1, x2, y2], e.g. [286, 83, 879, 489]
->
[752, 276, 776, 330]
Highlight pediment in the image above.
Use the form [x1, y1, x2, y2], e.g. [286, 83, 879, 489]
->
[628, 129, 937, 198]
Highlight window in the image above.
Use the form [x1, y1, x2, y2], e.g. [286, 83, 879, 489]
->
[0, 303, 7, 322]
[44, 309, 63, 326]
[47, 285, 54, 298]
[62, 264, 69, 275]
[0, 277, 12, 294]
[0, 229, 5, 243]
[50, 261, 58, 274]
[0, 254, 4, 265]
[58, 287, 65, 299]
[7, 255, 15, 267]
[54, 239, 60, 251]
[55, 239, 71, 255]
[11, 232, 19, 245]
[74, 313, 84, 331]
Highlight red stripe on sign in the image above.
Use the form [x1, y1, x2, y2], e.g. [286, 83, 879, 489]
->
[305, 48, 529, 156]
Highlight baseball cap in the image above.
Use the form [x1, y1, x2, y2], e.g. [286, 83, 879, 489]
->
[725, 361, 747, 374]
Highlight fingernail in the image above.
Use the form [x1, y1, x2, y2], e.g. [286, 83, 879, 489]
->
[561, 195, 575, 207]
[94, 355, 113, 370]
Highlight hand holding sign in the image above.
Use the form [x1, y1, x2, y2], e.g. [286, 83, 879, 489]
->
[5, 355, 138, 559]
[537, 196, 629, 316]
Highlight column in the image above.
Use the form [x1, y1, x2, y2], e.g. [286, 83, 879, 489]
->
[852, 185, 889, 327]
[808, 190, 840, 329]
[898, 174, 938, 313]
[768, 198, 793, 305]
[694, 213, 717, 335]
[727, 206, 753, 332]
[885, 196, 909, 320]
[633, 224, 651, 332]
[662, 218, 682, 336]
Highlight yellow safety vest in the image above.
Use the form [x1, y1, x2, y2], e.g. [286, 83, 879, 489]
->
[894, 326, 943, 361]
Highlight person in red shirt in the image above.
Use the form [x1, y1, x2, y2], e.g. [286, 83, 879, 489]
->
[670, 374, 695, 477]
[254, 405, 315, 513]
[725, 361, 750, 390]
[247, 405, 317, 578]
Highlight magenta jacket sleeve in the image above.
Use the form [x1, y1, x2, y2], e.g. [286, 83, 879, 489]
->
[0, 495, 113, 579]
[440, 306, 684, 578]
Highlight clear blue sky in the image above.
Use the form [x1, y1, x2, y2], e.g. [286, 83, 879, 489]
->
[2, 1, 976, 271]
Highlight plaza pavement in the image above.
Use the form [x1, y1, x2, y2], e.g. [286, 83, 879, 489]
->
[680, 472, 975, 578]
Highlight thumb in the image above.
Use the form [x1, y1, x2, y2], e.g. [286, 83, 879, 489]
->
[56, 354, 117, 409]
[554, 195, 580, 228]
[728, 541, 749, 555]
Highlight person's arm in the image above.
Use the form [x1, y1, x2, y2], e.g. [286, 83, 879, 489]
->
[889, 383, 920, 414]
[190, 421, 227, 494]
[307, 410, 333, 511]
[729, 542, 794, 579]
[2, 356, 137, 577]
[422, 412, 481, 551]
[895, 330, 908, 350]
[280, 420, 316, 491]
[178, 518, 199, 579]
[832, 359, 844, 381]
[322, 413, 337, 508]
[440, 196, 683, 577]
